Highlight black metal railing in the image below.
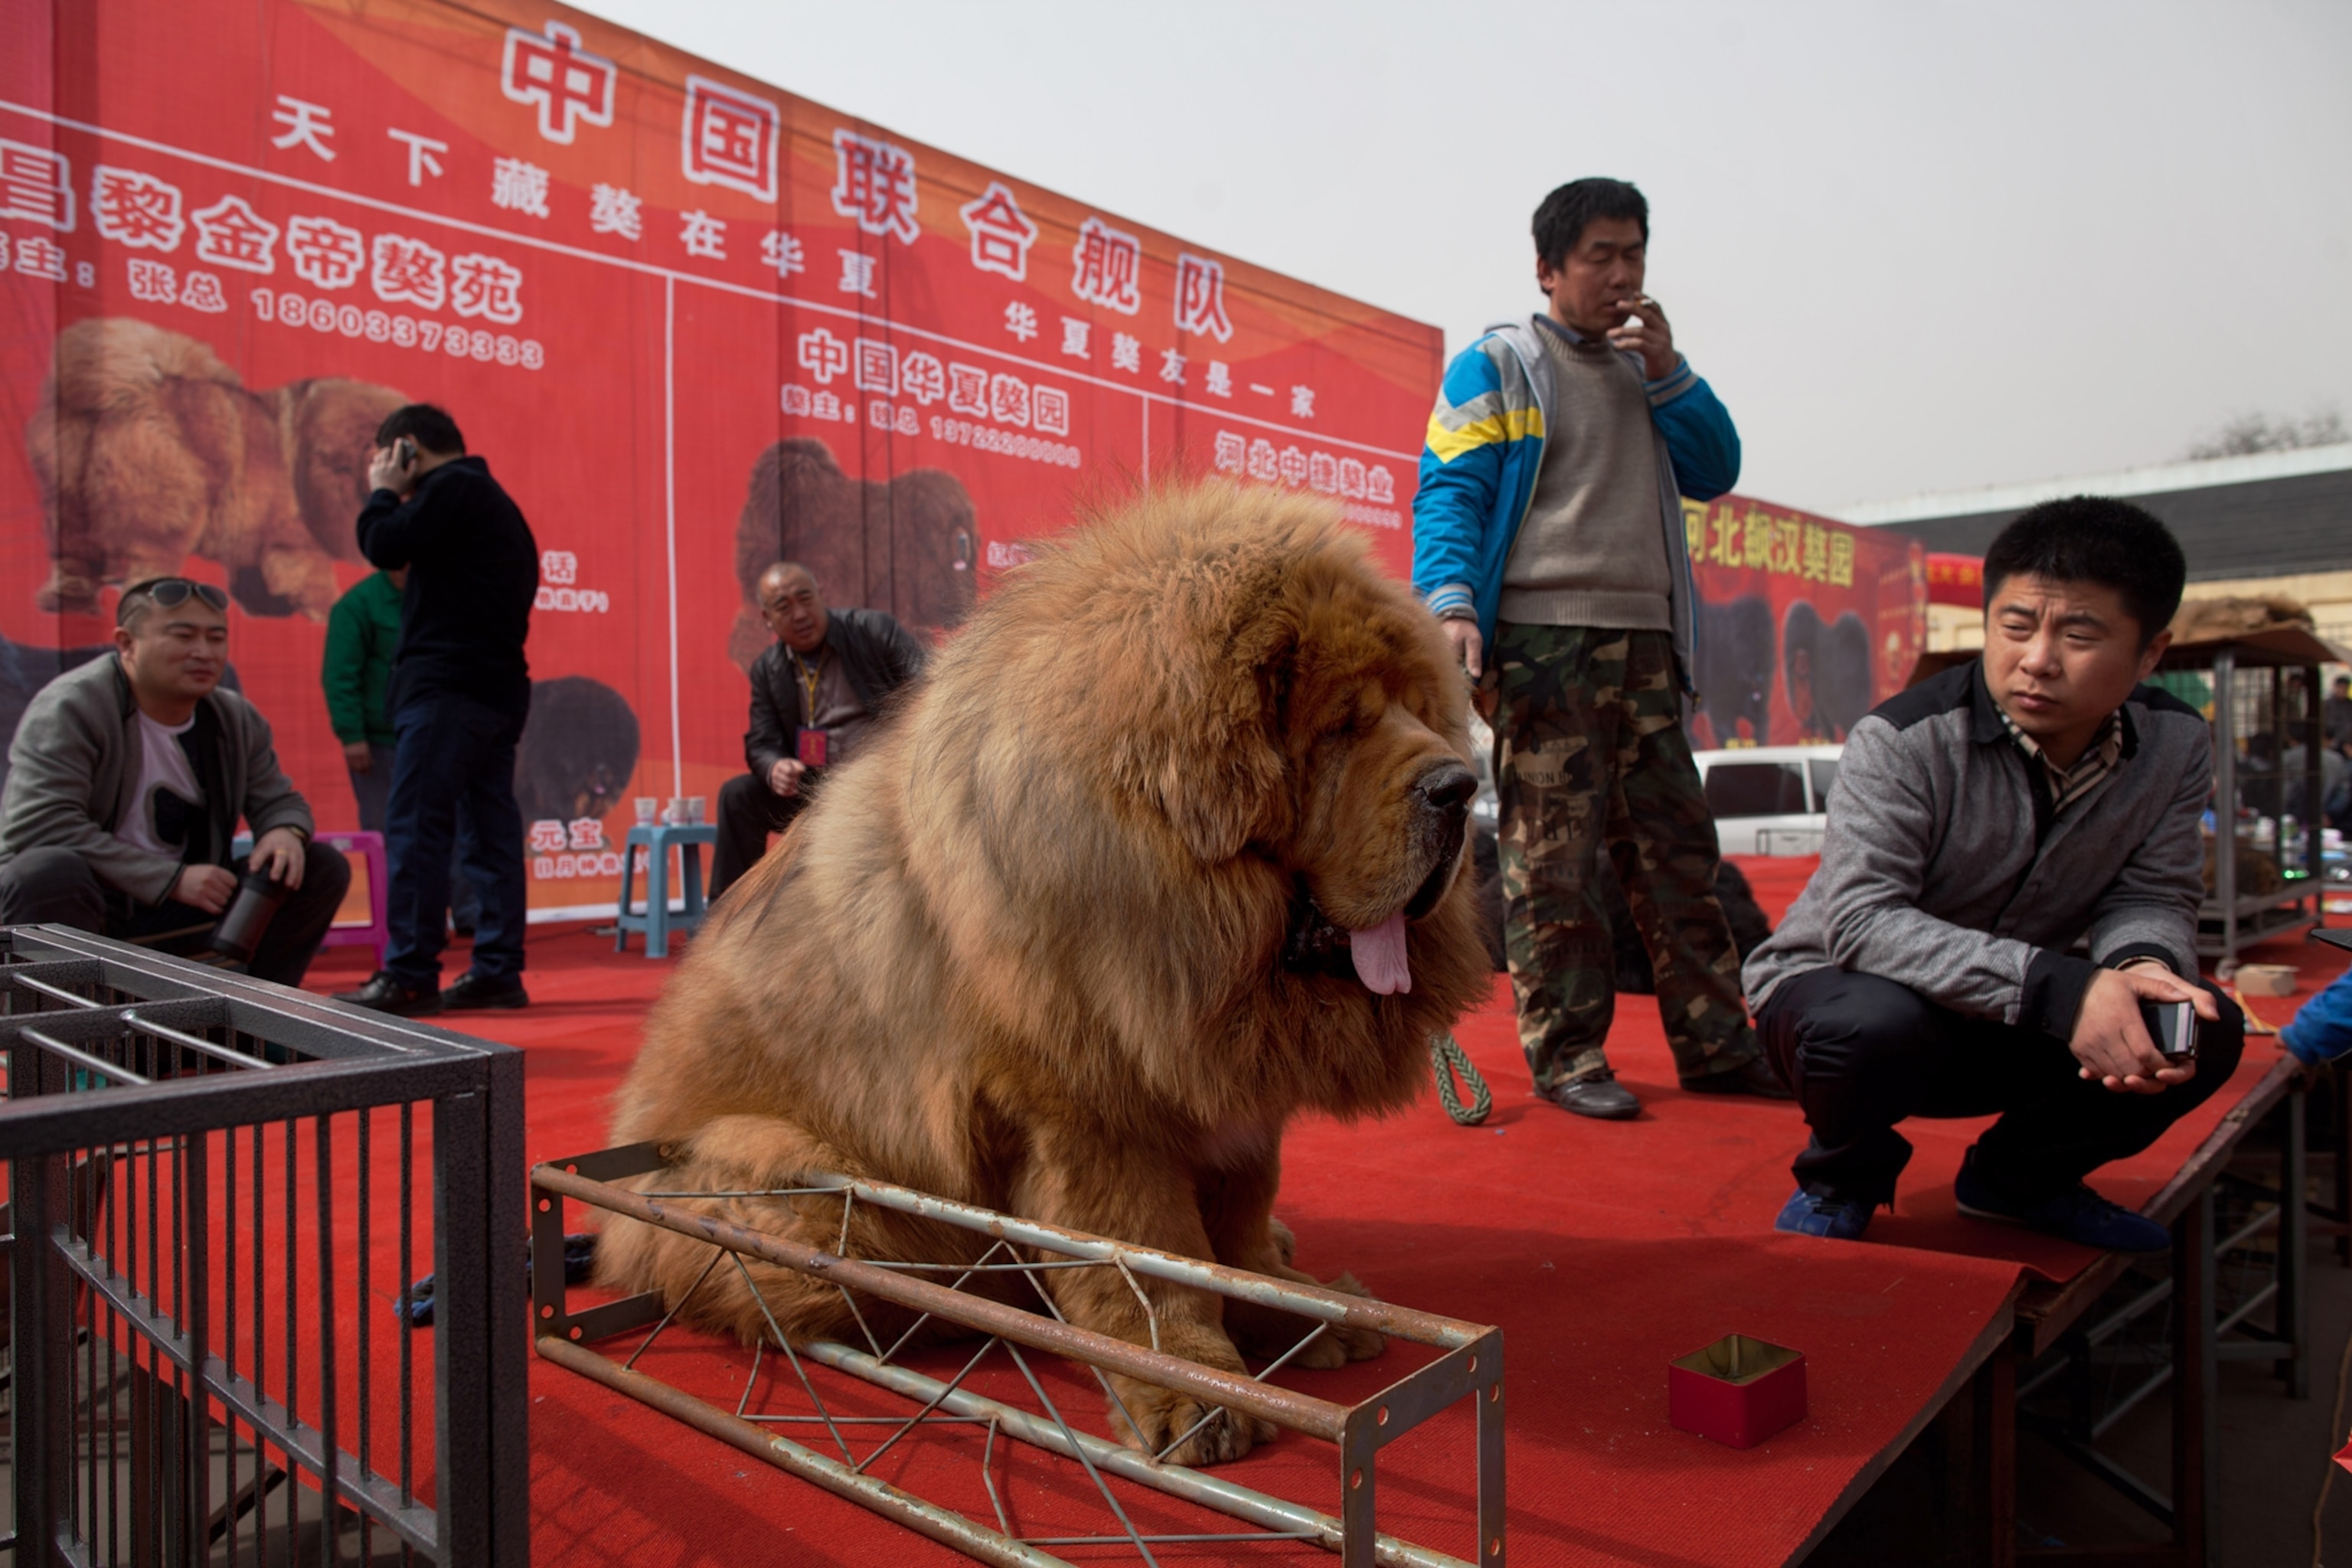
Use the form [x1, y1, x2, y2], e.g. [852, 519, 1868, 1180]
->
[1, 923, 525, 1566]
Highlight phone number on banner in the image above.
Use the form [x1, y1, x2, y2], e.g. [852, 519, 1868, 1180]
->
[251, 289, 546, 371]
[927, 415, 1080, 469]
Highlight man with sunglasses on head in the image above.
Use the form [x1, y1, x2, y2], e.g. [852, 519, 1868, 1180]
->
[0, 577, 350, 985]
[335, 403, 537, 1018]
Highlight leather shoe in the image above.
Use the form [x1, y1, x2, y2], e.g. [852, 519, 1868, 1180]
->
[1544, 1070, 1642, 1120]
[443, 972, 529, 1010]
[1681, 1056, 1793, 1100]
[333, 971, 442, 1017]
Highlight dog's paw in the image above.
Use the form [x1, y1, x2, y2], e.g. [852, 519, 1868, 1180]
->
[1318, 1272, 1387, 1363]
[35, 572, 99, 615]
[1108, 1377, 1277, 1467]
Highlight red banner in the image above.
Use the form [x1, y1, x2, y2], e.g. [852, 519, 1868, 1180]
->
[0, 0, 1440, 915]
[1926, 550, 1986, 608]
[1679, 496, 1926, 749]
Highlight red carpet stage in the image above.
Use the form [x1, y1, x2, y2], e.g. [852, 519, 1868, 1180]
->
[296, 856, 2340, 1567]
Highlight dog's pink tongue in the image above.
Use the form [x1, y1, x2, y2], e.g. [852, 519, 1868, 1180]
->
[1349, 913, 1412, 995]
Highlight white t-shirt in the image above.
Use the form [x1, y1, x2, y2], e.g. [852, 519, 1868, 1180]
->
[116, 710, 204, 859]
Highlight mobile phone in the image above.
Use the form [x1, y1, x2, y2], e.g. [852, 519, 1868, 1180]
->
[2139, 998, 2198, 1062]
[396, 436, 418, 469]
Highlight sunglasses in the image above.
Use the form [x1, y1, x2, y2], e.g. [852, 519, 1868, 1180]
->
[118, 577, 230, 625]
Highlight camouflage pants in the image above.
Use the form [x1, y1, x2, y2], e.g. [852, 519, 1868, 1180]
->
[1493, 623, 1759, 1092]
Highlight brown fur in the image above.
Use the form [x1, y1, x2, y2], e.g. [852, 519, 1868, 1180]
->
[599, 482, 1491, 1465]
[28, 318, 405, 619]
[726, 437, 978, 668]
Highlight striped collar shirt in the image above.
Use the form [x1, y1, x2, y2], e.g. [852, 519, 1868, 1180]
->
[1997, 703, 2126, 818]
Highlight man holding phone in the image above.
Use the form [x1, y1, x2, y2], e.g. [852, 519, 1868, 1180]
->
[334, 404, 537, 1017]
[710, 560, 925, 898]
[1413, 177, 1774, 1119]
[1746, 498, 2244, 1250]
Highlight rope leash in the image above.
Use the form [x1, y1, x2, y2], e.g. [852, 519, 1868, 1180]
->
[1429, 1034, 1492, 1126]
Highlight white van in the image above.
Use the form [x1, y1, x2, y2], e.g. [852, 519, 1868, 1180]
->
[1467, 724, 1838, 859]
[1694, 745, 1844, 857]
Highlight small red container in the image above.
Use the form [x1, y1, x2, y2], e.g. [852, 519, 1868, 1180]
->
[1668, 1334, 1807, 1449]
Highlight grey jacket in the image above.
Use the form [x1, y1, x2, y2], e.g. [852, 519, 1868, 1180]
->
[0, 656, 312, 906]
[1743, 660, 2210, 1037]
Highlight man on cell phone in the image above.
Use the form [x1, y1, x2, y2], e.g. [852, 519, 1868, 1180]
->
[335, 404, 537, 1017]
[710, 561, 925, 898]
[1746, 498, 2244, 1250]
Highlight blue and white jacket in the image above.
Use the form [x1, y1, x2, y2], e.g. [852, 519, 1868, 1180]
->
[1410, 313, 1741, 691]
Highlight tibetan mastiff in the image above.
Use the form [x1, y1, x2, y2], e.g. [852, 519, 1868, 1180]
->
[28, 318, 403, 620]
[598, 482, 1491, 1465]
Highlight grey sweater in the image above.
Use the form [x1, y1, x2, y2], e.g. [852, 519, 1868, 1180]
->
[1498, 317, 1672, 630]
[0, 656, 313, 906]
[1743, 660, 2210, 1038]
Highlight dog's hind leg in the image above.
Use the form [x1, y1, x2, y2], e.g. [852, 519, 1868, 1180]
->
[590, 1116, 968, 1354]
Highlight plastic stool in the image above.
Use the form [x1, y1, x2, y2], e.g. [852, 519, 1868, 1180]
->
[616, 822, 717, 958]
[315, 830, 390, 969]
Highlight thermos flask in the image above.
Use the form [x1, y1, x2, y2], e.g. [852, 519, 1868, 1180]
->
[211, 869, 289, 963]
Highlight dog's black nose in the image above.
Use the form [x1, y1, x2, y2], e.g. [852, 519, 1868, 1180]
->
[1415, 763, 1478, 815]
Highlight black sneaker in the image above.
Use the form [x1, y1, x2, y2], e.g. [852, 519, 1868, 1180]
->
[334, 971, 443, 1017]
[443, 972, 529, 1011]
[1542, 1069, 1642, 1120]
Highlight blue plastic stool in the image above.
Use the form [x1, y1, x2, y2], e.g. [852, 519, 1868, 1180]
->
[615, 822, 717, 958]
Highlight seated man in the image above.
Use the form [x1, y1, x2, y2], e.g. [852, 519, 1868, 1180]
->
[0, 577, 350, 986]
[1744, 498, 2244, 1251]
[711, 560, 926, 897]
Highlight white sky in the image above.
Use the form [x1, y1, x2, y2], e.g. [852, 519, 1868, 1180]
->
[573, 0, 2352, 516]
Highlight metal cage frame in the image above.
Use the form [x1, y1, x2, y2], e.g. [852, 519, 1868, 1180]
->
[1, 923, 527, 1566]
[533, 1141, 1506, 1568]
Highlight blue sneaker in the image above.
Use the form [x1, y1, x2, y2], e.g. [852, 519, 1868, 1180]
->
[1953, 1155, 2169, 1253]
[1775, 1187, 1875, 1240]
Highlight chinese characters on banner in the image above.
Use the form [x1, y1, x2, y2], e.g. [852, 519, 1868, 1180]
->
[1677, 495, 1926, 750]
[0, 0, 1441, 916]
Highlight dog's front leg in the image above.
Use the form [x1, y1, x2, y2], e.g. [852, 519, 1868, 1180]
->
[1199, 1150, 1387, 1370]
[1008, 1129, 1276, 1467]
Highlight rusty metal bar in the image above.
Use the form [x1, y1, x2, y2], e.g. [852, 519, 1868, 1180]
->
[536, 1149, 1504, 1568]
[799, 1338, 1481, 1568]
[534, 1164, 1354, 1441]
[537, 1334, 1076, 1568]
[807, 1168, 1483, 1348]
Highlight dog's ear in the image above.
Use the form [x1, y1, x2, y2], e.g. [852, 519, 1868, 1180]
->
[1106, 599, 1294, 865]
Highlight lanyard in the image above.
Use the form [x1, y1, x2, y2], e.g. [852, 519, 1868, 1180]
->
[789, 648, 821, 718]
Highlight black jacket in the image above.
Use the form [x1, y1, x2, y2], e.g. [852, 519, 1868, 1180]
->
[356, 456, 537, 719]
[744, 609, 926, 779]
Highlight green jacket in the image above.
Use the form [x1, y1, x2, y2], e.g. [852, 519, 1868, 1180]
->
[322, 571, 401, 746]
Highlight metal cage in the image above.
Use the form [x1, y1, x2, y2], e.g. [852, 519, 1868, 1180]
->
[534, 1141, 1507, 1568]
[1, 924, 526, 1566]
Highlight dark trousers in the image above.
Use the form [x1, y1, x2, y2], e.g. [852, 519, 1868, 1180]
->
[1759, 965, 2246, 1205]
[712, 772, 807, 897]
[0, 841, 351, 988]
[351, 743, 478, 929]
[385, 694, 526, 986]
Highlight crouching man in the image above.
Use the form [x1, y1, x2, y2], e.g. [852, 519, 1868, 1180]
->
[0, 577, 349, 986]
[1744, 498, 2243, 1250]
